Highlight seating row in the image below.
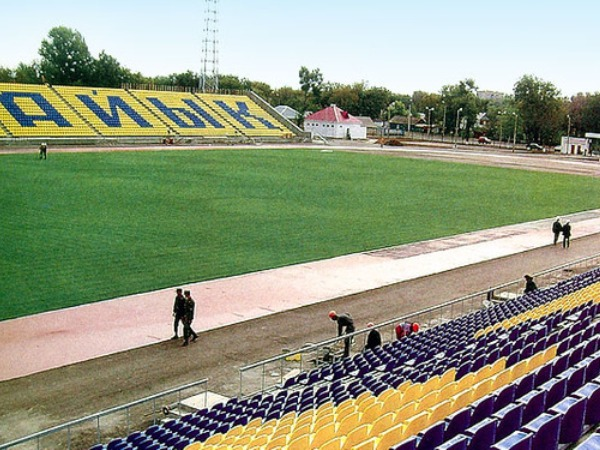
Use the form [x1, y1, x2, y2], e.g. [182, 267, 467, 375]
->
[0, 83, 293, 138]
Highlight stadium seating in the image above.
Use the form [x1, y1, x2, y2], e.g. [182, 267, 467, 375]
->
[0, 83, 96, 137]
[198, 94, 289, 138]
[54, 86, 169, 137]
[91, 267, 600, 450]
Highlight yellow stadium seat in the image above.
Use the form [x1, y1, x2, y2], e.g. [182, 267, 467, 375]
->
[343, 423, 371, 449]
[375, 422, 406, 450]
[492, 368, 513, 390]
[401, 383, 423, 404]
[456, 373, 476, 393]
[452, 389, 473, 411]
[264, 434, 288, 450]
[473, 378, 494, 399]
[320, 436, 344, 450]
[428, 399, 454, 424]
[403, 411, 432, 439]
[395, 401, 418, 422]
[337, 410, 361, 435]
[440, 368, 457, 387]
[511, 360, 529, 380]
[310, 421, 336, 448]
[370, 411, 397, 436]
[416, 390, 439, 413]
[361, 401, 384, 424]
[439, 381, 458, 400]
[421, 375, 442, 395]
[353, 437, 377, 450]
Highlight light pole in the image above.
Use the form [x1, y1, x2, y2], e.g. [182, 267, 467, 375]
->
[567, 114, 571, 154]
[497, 111, 506, 148]
[512, 112, 518, 152]
[454, 107, 463, 146]
[426, 107, 434, 140]
[442, 101, 447, 142]
[407, 102, 412, 138]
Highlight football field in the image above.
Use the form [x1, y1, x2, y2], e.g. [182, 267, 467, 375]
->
[2, 148, 599, 320]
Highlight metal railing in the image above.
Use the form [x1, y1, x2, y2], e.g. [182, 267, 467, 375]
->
[0, 379, 208, 450]
[238, 253, 600, 397]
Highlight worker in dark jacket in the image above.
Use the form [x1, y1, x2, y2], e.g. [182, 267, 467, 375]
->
[364, 322, 382, 351]
[562, 220, 571, 248]
[524, 275, 538, 294]
[182, 290, 198, 346]
[552, 217, 562, 245]
[171, 288, 186, 340]
[329, 311, 355, 357]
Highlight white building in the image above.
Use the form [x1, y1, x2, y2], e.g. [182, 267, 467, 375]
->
[560, 136, 591, 155]
[304, 104, 366, 140]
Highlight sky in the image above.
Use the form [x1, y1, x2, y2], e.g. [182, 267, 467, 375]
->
[1, 0, 598, 98]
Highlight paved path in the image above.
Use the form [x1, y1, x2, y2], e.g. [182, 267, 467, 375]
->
[2, 211, 600, 381]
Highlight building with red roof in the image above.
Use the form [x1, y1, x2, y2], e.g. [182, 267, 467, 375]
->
[304, 104, 366, 140]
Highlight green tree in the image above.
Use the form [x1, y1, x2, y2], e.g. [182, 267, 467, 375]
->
[580, 93, 600, 136]
[91, 51, 126, 87]
[248, 80, 272, 100]
[513, 75, 563, 145]
[441, 79, 483, 140]
[39, 26, 94, 85]
[298, 66, 323, 112]
[270, 86, 304, 111]
[14, 62, 41, 84]
[0, 66, 13, 82]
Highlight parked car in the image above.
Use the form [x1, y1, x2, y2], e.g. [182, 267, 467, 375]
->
[554, 145, 562, 152]
[526, 143, 544, 151]
[478, 136, 492, 144]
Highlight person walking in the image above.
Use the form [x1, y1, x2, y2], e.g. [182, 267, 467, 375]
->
[171, 288, 186, 340]
[562, 220, 571, 248]
[182, 290, 198, 346]
[328, 311, 355, 358]
[552, 217, 562, 245]
[364, 322, 382, 351]
[524, 275, 538, 294]
[39, 142, 47, 160]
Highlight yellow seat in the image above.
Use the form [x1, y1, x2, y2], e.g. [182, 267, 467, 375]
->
[416, 390, 439, 413]
[310, 421, 336, 448]
[264, 434, 288, 450]
[375, 422, 406, 450]
[335, 398, 356, 419]
[473, 378, 494, 400]
[381, 389, 403, 413]
[203, 433, 223, 445]
[428, 399, 454, 424]
[401, 383, 423, 404]
[361, 401, 384, 424]
[370, 411, 397, 436]
[511, 359, 529, 380]
[320, 436, 344, 450]
[492, 368, 513, 390]
[440, 367, 457, 387]
[395, 401, 418, 422]
[456, 373, 476, 393]
[337, 410, 361, 435]
[451, 389, 473, 411]
[421, 375, 442, 395]
[184, 444, 201, 450]
[439, 381, 458, 400]
[343, 423, 371, 449]
[403, 411, 432, 439]
[353, 437, 377, 450]
[287, 433, 310, 450]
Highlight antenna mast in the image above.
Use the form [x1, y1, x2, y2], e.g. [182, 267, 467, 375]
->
[200, 0, 219, 92]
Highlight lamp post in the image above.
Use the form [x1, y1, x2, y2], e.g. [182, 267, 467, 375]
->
[512, 112, 518, 152]
[426, 107, 434, 140]
[567, 114, 571, 154]
[454, 107, 463, 146]
[442, 101, 447, 142]
[497, 111, 505, 148]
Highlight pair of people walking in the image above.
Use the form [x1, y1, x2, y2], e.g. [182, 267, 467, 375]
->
[552, 217, 571, 248]
[172, 288, 198, 346]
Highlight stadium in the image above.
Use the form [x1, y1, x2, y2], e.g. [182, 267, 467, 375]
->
[3, 6, 600, 450]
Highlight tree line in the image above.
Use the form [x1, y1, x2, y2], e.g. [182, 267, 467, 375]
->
[2, 26, 600, 146]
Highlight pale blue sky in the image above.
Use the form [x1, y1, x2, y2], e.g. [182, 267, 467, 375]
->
[1, 1, 598, 97]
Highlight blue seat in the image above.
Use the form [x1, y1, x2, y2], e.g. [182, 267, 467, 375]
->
[572, 381, 600, 424]
[493, 403, 523, 441]
[534, 362, 552, 387]
[436, 434, 469, 450]
[464, 417, 497, 450]
[539, 377, 567, 408]
[574, 433, 600, 449]
[416, 421, 445, 449]
[491, 430, 532, 450]
[494, 384, 516, 411]
[445, 408, 472, 440]
[561, 365, 587, 395]
[517, 389, 546, 425]
[521, 412, 560, 450]
[549, 395, 588, 444]
[514, 372, 535, 399]
[472, 395, 495, 425]
[390, 436, 417, 450]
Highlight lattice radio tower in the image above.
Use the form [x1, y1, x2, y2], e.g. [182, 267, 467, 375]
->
[200, 0, 219, 92]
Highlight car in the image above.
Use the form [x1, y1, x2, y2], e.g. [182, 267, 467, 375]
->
[526, 143, 544, 151]
[478, 136, 492, 144]
[554, 145, 562, 152]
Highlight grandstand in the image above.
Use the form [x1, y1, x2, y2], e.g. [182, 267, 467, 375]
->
[0, 83, 303, 143]
[86, 267, 600, 450]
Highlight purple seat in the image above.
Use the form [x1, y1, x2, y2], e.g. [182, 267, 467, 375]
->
[552, 354, 569, 377]
[437, 434, 469, 450]
[563, 365, 587, 394]
[465, 417, 497, 450]
[495, 384, 516, 411]
[472, 395, 495, 425]
[584, 353, 600, 382]
[417, 421, 445, 449]
[491, 430, 532, 450]
[540, 377, 567, 408]
[517, 389, 547, 425]
[522, 412, 560, 450]
[445, 408, 472, 440]
[572, 381, 600, 424]
[549, 395, 588, 444]
[569, 345, 585, 367]
[514, 372, 535, 399]
[534, 363, 553, 387]
[493, 403, 524, 441]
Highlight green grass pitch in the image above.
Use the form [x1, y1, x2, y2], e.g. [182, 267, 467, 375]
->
[1, 148, 599, 320]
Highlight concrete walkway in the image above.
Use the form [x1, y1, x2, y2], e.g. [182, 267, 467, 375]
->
[2, 211, 600, 382]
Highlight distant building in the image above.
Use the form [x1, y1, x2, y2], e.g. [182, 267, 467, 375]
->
[356, 116, 379, 137]
[477, 90, 506, 101]
[304, 104, 366, 139]
[561, 136, 591, 155]
[274, 105, 300, 121]
[389, 115, 425, 134]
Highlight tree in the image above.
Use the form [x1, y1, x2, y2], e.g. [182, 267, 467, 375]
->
[0, 66, 13, 82]
[513, 75, 563, 145]
[14, 62, 41, 84]
[580, 93, 600, 137]
[91, 51, 126, 87]
[298, 66, 323, 111]
[39, 26, 94, 85]
[441, 79, 483, 140]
